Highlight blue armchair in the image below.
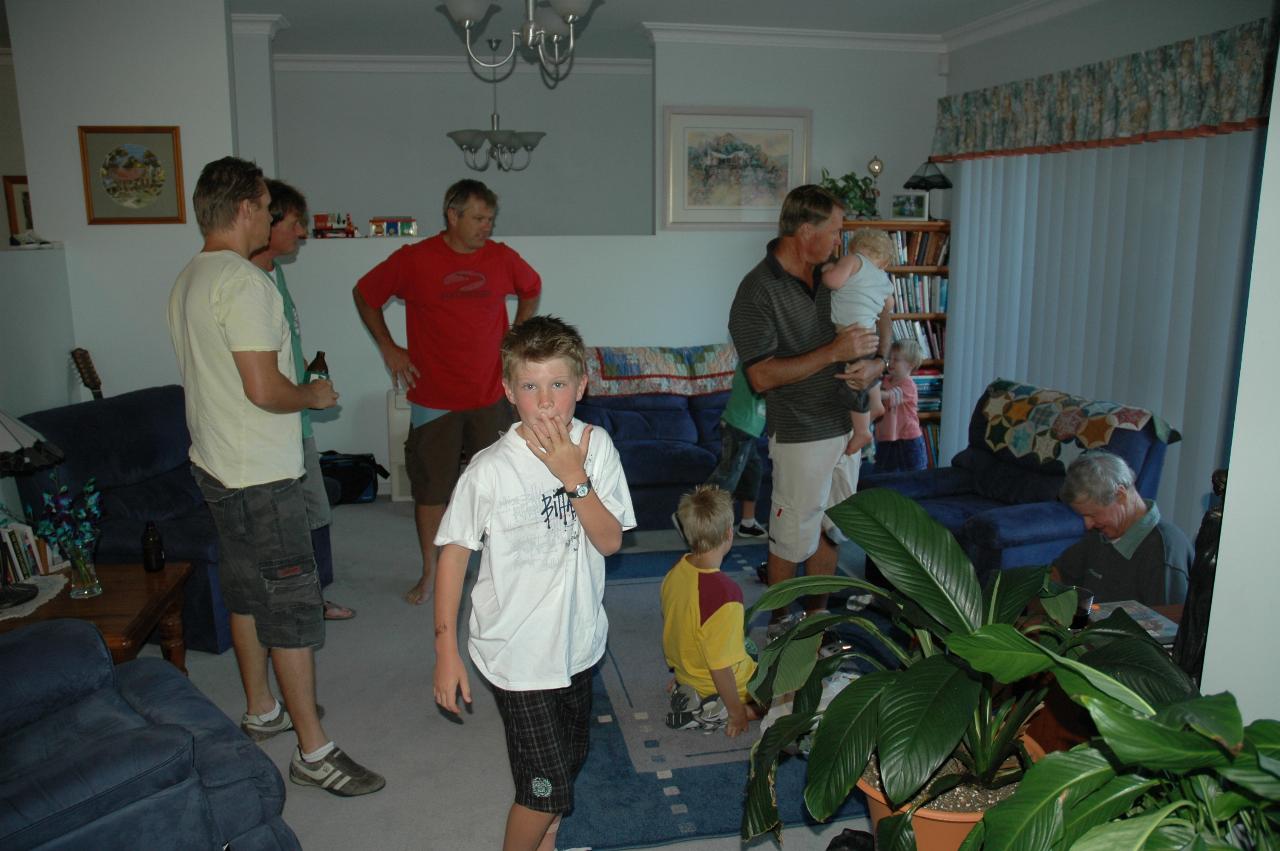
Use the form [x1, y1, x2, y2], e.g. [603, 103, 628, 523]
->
[861, 378, 1181, 577]
[0, 619, 299, 850]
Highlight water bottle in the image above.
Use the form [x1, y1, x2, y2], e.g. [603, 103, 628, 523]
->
[142, 521, 165, 573]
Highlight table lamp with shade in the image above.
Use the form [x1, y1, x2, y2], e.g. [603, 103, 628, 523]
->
[0, 409, 64, 609]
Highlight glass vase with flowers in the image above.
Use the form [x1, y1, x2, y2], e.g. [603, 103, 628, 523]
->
[33, 477, 104, 598]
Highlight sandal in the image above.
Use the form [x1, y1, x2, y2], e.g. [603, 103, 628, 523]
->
[323, 599, 356, 620]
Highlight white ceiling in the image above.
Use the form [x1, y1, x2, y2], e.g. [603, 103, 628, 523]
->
[225, 0, 1046, 58]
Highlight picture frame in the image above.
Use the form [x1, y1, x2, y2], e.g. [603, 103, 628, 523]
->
[890, 190, 929, 221]
[77, 125, 185, 224]
[663, 107, 810, 229]
[4, 175, 32, 235]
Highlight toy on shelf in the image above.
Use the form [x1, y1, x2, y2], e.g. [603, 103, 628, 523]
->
[369, 217, 418, 237]
[312, 212, 358, 238]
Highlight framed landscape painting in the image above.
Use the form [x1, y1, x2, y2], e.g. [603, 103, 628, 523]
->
[78, 125, 185, 224]
[663, 107, 810, 229]
[890, 190, 929, 221]
[4, 175, 32, 235]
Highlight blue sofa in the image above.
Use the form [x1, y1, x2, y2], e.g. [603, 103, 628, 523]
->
[19, 386, 231, 653]
[860, 378, 1180, 577]
[0, 619, 299, 850]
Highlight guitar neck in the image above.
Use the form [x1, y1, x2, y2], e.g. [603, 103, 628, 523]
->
[70, 348, 104, 399]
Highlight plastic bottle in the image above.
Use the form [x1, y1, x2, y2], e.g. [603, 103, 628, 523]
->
[142, 521, 165, 573]
[305, 351, 329, 382]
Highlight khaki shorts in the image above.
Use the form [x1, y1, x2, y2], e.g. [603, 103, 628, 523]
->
[766, 433, 861, 563]
[404, 398, 513, 505]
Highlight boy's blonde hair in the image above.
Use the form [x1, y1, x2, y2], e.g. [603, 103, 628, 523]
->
[890, 338, 924, 370]
[848, 228, 895, 268]
[501, 315, 587, 382]
[676, 486, 734, 555]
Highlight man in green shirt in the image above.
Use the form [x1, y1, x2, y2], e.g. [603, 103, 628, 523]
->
[252, 179, 354, 622]
[1053, 450, 1191, 607]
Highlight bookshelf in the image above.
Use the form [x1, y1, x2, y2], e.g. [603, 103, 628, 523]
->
[839, 219, 950, 466]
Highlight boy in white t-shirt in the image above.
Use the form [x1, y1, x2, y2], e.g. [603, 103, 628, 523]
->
[433, 315, 635, 851]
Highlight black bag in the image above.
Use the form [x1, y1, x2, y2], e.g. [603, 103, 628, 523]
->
[319, 451, 389, 505]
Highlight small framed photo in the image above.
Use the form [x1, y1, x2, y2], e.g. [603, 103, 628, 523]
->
[4, 175, 32, 235]
[77, 125, 186, 224]
[890, 191, 929, 221]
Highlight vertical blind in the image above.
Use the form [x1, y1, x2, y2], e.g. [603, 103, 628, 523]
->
[942, 130, 1259, 535]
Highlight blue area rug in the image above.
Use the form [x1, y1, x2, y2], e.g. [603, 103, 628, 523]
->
[558, 546, 869, 850]
[558, 667, 867, 850]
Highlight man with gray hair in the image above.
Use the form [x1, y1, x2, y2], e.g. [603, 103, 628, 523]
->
[1053, 450, 1191, 607]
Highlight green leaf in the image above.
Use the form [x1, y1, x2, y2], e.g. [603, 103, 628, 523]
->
[827, 489, 983, 637]
[1082, 696, 1230, 772]
[1154, 693, 1244, 751]
[742, 710, 817, 839]
[805, 672, 893, 820]
[770, 631, 825, 697]
[1061, 774, 1159, 848]
[984, 566, 1051, 625]
[744, 575, 878, 625]
[979, 747, 1114, 851]
[1246, 719, 1280, 775]
[1079, 638, 1198, 709]
[948, 624, 1055, 683]
[1069, 802, 1194, 851]
[1141, 822, 1199, 851]
[957, 819, 986, 851]
[876, 812, 917, 851]
[793, 654, 846, 717]
[1217, 750, 1280, 800]
[1040, 587, 1079, 629]
[877, 655, 981, 805]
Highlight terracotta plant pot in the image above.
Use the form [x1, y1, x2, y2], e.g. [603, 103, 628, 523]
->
[856, 736, 1046, 851]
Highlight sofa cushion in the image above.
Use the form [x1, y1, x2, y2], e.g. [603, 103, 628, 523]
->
[95, 508, 218, 564]
[955, 447, 1064, 505]
[962, 501, 1084, 550]
[0, 688, 148, 777]
[918, 495, 1005, 533]
[616, 441, 717, 487]
[579, 394, 700, 444]
[103, 467, 204, 522]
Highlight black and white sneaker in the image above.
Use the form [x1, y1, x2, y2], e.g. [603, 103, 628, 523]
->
[289, 746, 385, 797]
[736, 521, 767, 538]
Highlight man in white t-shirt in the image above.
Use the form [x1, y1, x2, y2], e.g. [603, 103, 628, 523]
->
[168, 156, 382, 797]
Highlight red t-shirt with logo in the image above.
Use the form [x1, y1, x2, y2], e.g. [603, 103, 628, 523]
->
[357, 233, 541, 410]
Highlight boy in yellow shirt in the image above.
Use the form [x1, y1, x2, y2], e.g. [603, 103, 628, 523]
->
[660, 486, 763, 737]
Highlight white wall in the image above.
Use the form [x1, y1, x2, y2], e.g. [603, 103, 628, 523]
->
[6, 0, 237, 400]
[945, 0, 1272, 95]
[272, 59, 654, 236]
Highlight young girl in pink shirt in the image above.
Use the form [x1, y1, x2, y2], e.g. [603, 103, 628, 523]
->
[875, 339, 928, 472]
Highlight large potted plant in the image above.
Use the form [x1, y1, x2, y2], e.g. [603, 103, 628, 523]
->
[956, 676, 1279, 849]
[742, 488, 1196, 850]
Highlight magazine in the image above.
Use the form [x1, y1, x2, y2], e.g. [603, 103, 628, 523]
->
[1089, 600, 1179, 645]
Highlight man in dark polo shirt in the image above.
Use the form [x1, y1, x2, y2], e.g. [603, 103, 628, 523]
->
[728, 185, 881, 627]
[1054, 450, 1191, 607]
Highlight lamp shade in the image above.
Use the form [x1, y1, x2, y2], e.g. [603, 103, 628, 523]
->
[549, 0, 593, 19]
[447, 129, 488, 152]
[903, 160, 952, 191]
[443, 0, 489, 26]
[516, 131, 545, 151]
[0, 410, 63, 477]
[487, 130, 522, 151]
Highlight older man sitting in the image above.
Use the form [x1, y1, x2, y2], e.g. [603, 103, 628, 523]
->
[1053, 450, 1191, 607]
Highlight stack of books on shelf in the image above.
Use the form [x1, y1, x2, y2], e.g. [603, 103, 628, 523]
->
[888, 230, 950, 267]
[893, 319, 945, 361]
[912, 371, 943, 414]
[891, 274, 948, 313]
[921, 422, 941, 467]
[1, 521, 62, 582]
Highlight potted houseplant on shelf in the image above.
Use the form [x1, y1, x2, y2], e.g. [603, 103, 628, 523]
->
[819, 167, 880, 219]
[741, 488, 1196, 850]
[956, 678, 1279, 849]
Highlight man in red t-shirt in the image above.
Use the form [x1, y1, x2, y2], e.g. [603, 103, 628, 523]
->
[354, 180, 541, 604]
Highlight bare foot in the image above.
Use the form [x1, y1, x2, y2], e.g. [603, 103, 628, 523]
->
[404, 576, 432, 605]
[845, 431, 873, 456]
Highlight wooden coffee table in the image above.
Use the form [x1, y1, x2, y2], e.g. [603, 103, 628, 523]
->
[0, 561, 192, 673]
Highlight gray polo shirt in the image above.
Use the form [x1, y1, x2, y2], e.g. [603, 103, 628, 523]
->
[1054, 500, 1192, 607]
[728, 239, 848, 443]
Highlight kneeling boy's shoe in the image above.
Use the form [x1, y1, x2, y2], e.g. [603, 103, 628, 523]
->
[694, 696, 729, 732]
[290, 747, 386, 797]
[666, 683, 701, 730]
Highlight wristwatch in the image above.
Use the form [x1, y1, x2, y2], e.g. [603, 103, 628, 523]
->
[563, 479, 593, 499]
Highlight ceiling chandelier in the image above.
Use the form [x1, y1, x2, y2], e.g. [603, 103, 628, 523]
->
[446, 39, 545, 172]
[442, 0, 593, 84]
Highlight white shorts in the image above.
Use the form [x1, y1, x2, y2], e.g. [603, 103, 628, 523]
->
[766, 433, 861, 563]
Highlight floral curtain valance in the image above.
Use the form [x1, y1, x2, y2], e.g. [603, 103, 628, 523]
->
[932, 17, 1274, 161]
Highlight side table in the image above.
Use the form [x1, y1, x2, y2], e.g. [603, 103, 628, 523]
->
[0, 561, 192, 673]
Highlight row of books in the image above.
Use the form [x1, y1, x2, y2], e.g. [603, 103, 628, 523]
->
[920, 422, 942, 468]
[891, 274, 948, 314]
[911, 371, 943, 412]
[888, 229, 949, 268]
[1, 522, 63, 583]
[893, 319, 945, 361]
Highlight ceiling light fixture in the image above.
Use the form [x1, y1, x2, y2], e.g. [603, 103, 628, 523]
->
[443, 0, 593, 83]
[446, 39, 545, 172]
